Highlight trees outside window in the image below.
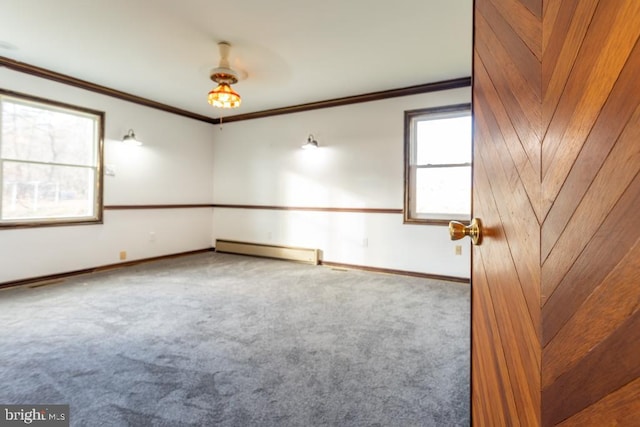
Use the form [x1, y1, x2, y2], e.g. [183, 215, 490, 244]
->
[0, 91, 104, 227]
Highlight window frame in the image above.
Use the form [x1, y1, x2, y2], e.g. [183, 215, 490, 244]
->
[403, 103, 472, 225]
[0, 89, 105, 229]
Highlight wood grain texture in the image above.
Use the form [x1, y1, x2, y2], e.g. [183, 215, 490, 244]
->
[541, 0, 640, 214]
[473, 148, 540, 425]
[475, 10, 542, 144]
[488, 0, 542, 61]
[475, 8, 542, 199]
[474, 0, 640, 424]
[473, 0, 543, 419]
[539, 0, 640, 424]
[474, 54, 542, 221]
[542, 0, 563, 52]
[472, 249, 522, 425]
[556, 377, 640, 426]
[483, 0, 542, 67]
[474, 106, 541, 427]
[541, 170, 640, 344]
[542, 310, 640, 425]
[541, 104, 640, 303]
[541, 39, 640, 261]
[474, 76, 541, 337]
[519, 0, 542, 20]
[542, 0, 598, 124]
[542, 237, 640, 388]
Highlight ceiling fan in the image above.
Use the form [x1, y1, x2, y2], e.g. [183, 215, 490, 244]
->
[207, 41, 243, 109]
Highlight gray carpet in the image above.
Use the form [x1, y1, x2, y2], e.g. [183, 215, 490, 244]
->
[0, 253, 470, 426]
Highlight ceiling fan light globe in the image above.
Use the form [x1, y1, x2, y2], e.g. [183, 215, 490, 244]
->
[208, 83, 241, 109]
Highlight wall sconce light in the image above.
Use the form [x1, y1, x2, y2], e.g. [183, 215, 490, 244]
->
[302, 134, 319, 150]
[122, 129, 142, 146]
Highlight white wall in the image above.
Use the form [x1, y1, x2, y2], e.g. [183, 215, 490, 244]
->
[0, 69, 470, 282]
[0, 69, 215, 283]
[212, 87, 471, 279]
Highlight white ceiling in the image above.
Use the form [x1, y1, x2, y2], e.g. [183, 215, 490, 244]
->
[0, 0, 472, 118]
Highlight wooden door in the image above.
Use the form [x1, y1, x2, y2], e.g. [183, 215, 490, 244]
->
[472, 0, 640, 425]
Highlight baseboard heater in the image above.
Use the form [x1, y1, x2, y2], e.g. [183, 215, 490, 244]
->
[215, 240, 320, 265]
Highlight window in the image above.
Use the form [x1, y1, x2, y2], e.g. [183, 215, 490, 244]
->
[404, 103, 472, 224]
[0, 90, 104, 227]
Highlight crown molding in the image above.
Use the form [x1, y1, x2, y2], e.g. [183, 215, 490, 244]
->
[2, 56, 470, 125]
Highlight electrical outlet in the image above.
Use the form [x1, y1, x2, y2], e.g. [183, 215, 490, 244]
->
[455, 245, 462, 255]
[119, 251, 127, 260]
[362, 238, 368, 248]
[149, 231, 156, 243]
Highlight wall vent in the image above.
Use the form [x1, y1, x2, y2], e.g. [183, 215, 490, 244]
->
[215, 240, 319, 265]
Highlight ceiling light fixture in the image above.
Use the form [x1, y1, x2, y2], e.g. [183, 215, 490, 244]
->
[302, 134, 319, 150]
[208, 42, 241, 109]
[122, 129, 142, 146]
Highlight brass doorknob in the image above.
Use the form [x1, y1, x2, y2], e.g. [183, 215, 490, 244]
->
[449, 218, 483, 245]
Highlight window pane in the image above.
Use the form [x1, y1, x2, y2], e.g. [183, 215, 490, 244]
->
[416, 115, 471, 165]
[415, 166, 471, 216]
[1, 99, 97, 166]
[1, 161, 95, 220]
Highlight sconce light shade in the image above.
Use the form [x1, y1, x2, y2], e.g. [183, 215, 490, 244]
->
[302, 134, 319, 150]
[208, 83, 241, 108]
[122, 129, 142, 146]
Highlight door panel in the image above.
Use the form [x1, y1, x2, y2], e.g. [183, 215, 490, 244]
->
[472, 149, 540, 425]
[472, 0, 640, 425]
[472, 249, 522, 426]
